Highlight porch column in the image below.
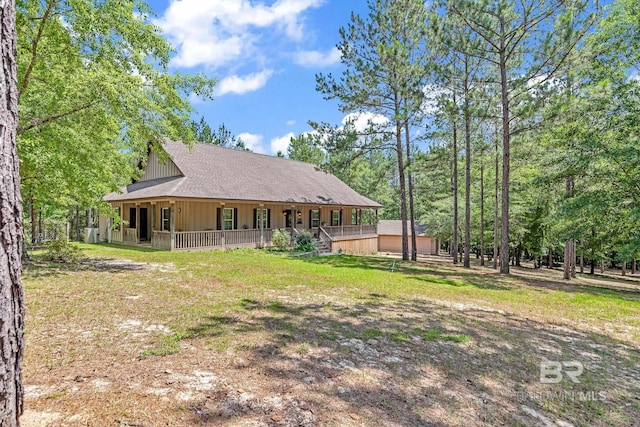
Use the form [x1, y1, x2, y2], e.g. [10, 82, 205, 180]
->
[259, 203, 264, 248]
[169, 202, 175, 251]
[135, 202, 140, 243]
[150, 202, 156, 247]
[220, 202, 225, 247]
[107, 217, 112, 243]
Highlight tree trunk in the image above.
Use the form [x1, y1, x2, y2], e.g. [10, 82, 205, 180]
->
[548, 248, 553, 269]
[0, 1, 25, 423]
[480, 149, 485, 266]
[632, 259, 636, 275]
[563, 178, 575, 280]
[600, 259, 604, 274]
[498, 16, 510, 274]
[29, 200, 36, 245]
[463, 59, 471, 268]
[404, 120, 417, 261]
[579, 240, 584, 274]
[493, 121, 499, 270]
[622, 261, 626, 276]
[394, 103, 408, 261]
[452, 103, 459, 265]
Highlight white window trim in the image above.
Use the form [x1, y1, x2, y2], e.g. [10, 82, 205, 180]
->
[223, 208, 234, 230]
[161, 207, 170, 231]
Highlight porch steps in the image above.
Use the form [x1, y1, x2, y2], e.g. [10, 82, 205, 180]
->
[314, 237, 332, 254]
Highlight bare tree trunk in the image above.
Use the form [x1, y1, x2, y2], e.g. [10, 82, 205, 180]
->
[493, 122, 499, 270]
[579, 240, 584, 274]
[0, 1, 25, 423]
[498, 17, 511, 274]
[600, 259, 604, 274]
[452, 106, 459, 265]
[480, 148, 485, 267]
[404, 120, 417, 261]
[394, 107, 409, 261]
[463, 59, 471, 268]
[632, 259, 636, 275]
[622, 261, 626, 276]
[563, 178, 575, 280]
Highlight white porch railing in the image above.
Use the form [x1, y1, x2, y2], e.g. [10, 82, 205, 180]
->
[149, 226, 373, 251]
[172, 228, 274, 250]
[322, 225, 377, 239]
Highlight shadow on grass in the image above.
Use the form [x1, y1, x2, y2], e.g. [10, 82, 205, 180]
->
[181, 297, 639, 427]
[24, 256, 148, 278]
[303, 255, 640, 303]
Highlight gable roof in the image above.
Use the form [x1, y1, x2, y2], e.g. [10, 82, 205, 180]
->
[377, 220, 433, 236]
[105, 139, 382, 207]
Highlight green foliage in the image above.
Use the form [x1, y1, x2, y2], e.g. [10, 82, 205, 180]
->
[42, 239, 83, 263]
[191, 117, 250, 151]
[271, 229, 291, 251]
[294, 231, 316, 253]
[17, 0, 216, 212]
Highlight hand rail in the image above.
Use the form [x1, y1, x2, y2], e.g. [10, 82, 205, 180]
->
[318, 226, 333, 244]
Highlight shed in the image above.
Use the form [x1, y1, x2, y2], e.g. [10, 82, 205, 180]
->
[377, 220, 438, 255]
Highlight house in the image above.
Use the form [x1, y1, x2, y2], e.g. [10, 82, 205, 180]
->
[99, 139, 381, 253]
[377, 220, 439, 255]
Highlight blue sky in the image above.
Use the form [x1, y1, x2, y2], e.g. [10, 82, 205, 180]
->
[147, 0, 371, 155]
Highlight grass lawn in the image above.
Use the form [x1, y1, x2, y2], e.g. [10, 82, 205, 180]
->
[21, 244, 640, 426]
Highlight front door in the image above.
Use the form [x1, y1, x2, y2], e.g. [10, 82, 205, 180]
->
[284, 209, 293, 228]
[139, 208, 148, 241]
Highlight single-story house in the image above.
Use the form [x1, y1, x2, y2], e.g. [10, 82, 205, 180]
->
[99, 139, 381, 253]
[377, 220, 439, 255]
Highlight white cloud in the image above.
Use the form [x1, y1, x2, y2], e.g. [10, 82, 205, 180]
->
[342, 112, 390, 133]
[155, 0, 324, 69]
[237, 132, 266, 154]
[270, 132, 295, 154]
[293, 47, 341, 68]
[217, 70, 274, 96]
[286, 120, 296, 126]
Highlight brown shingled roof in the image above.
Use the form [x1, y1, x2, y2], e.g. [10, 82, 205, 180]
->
[105, 139, 382, 207]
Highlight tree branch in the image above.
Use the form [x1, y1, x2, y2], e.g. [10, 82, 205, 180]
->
[18, 101, 98, 135]
[19, 0, 57, 100]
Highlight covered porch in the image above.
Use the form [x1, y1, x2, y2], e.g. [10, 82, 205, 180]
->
[100, 198, 378, 252]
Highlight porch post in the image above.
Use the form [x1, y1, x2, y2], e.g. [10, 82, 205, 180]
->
[135, 202, 140, 243]
[259, 204, 264, 248]
[220, 202, 225, 247]
[107, 217, 112, 243]
[150, 202, 156, 247]
[170, 202, 175, 251]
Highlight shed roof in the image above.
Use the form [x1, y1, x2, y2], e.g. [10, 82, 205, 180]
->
[105, 139, 382, 207]
[377, 220, 433, 236]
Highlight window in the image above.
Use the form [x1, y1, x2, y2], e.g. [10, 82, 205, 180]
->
[255, 209, 269, 229]
[129, 207, 137, 228]
[113, 207, 121, 231]
[310, 210, 320, 228]
[331, 210, 341, 226]
[223, 208, 234, 230]
[161, 208, 170, 231]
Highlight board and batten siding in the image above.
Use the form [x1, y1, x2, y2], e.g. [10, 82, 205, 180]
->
[378, 235, 437, 255]
[139, 151, 182, 182]
[149, 202, 366, 232]
[331, 236, 378, 255]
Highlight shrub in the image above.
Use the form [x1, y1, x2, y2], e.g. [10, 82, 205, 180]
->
[271, 229, 291, 250]
[42, 239, 83, 263]
[294, 231, 316, 253]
